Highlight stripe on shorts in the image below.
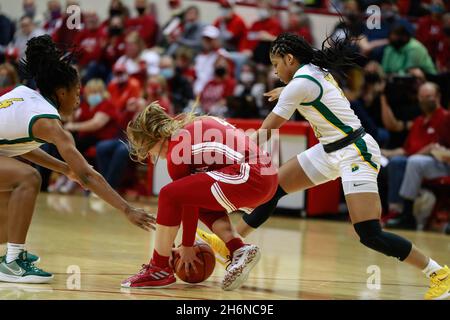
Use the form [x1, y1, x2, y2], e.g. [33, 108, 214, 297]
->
[210, 182, 236, 213]
[206, 163, 250, 185]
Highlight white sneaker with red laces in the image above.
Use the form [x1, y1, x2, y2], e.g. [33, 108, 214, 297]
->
[121, 263, 176, 288]
[221, 244, 260, 291]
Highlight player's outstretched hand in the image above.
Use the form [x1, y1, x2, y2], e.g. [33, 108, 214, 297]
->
[263, 87, 284, 102]
[124, 206, 156, 231]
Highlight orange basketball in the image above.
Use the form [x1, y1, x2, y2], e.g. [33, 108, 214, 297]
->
[173, 242, 216, 283]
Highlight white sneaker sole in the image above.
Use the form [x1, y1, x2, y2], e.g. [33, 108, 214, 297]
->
[0, 272, 53, 284]
[121, 280, 176, 289]
[222, 246, 260, 291]
[432, 290, 450, 300]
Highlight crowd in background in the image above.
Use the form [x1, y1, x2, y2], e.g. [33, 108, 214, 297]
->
[0, 0, 449, 233]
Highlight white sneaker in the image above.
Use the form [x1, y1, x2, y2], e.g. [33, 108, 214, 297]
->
[221, 244, 260, 291]
[59, 180, 78, 194]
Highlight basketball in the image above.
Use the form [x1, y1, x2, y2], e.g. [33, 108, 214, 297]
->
[173, 242, 216, 283]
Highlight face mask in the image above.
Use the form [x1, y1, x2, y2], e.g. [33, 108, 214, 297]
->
[0, 75, 9, 87]
[258, 9, 270, 20]
[240, 72, 255, 84]
[419, 99, 437, 113]
[391, 39, 408, 50]
[87, 93, 103, 107]
[430, 4, 445, 14]
[160, 68, 174, 79]
[50, 9, 61, 20]
[109, 26, 123, 36]
[345, 12, 358, 22]
[443, 27, 450, 37]
[24, 5, 35, 18]
[383, 10, 396, 22]
[136, 7, 146, 15]
[364, 72, 381, 84]
[109, 8, 122, 17]
[215, 66, 226, 77]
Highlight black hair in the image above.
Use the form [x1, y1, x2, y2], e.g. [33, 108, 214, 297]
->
[19, 35, 79, 100]
[269, 31, 360, 76]
[390, 24, 412, 38]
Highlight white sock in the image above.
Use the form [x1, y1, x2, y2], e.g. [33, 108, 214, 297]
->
[5, 243, 25, 264]
[422, 258, 442, 278]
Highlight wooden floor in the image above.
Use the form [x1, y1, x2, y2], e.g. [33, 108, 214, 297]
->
[0, 193, 448, 300]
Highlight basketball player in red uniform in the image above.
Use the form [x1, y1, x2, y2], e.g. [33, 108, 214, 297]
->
[121, 102, 277, 290]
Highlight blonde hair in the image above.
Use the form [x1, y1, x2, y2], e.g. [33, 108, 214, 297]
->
[127, 100, 198, 163]
[84, 78, 110, 99]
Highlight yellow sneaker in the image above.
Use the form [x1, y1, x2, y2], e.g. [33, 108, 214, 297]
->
[195, 228, 230, 267]
[425, 266, 450, 300]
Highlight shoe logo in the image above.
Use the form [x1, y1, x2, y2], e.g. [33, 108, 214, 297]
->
[351, 163, 359, 172]
[353, 182, 368, 187]
[3, 264, 24, 276]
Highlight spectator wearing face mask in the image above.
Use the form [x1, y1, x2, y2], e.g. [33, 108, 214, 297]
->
[381, 82, 447, 225]
[22, 0, 43, 26]
[43, 0, 63, 35]
[286, 0, 313, 45]
[361, 0, 415, 62]
[125, 0, 159, 48]
[0, 63, 20, 96]
[214, 0, 247, 52]
[159, 55, 194, 114]
[199, 58, 236, 117]
[108, 62, 142, 112]
[98, 15, 127, 77]
[382, 25, 437, 75]
[64, 79, 119, 156]
[382, 82, 450, 230]
[241, 1, 283, 66]
[229, 62, 265, 118]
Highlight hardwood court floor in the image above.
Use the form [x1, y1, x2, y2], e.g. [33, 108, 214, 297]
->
[0, 193, 448, 300]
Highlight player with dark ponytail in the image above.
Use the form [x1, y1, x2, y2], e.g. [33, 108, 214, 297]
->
[198, 32, 450, 300]
[0, 35, 154, 284]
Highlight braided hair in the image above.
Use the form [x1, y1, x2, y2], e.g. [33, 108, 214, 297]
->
[270, 32, 360, 76]
[19, 35, 79, 101]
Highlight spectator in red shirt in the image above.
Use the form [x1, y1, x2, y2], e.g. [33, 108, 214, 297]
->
[385, 82, 450, 230]
[107, 62, 142, 112]
[42, 0, 62, 35]
[95, 15, 127, 82]
[436, 13, 450, 72]
[74, 12, 102, 69]
[64, 79, 119, 154]
[199, 57, 236, 117]
[286, 1, 313, 45]
[52, 0, 84, 47]
[415, 0, 446, 61]
[242, 1, 283, 66]
[126, 0, 159, 48]
[214, 0, 247, 52]
[382, 82, 448, 219]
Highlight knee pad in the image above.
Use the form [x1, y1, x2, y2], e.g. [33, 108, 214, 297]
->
[354, 219, 412, 261]
[242, 185, 287, 228]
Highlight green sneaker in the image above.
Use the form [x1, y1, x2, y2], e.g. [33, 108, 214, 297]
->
[0, 251, 40, 264]
[0, 252, 53, 284]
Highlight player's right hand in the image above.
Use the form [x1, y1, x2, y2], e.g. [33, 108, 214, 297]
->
[124, 206, 156, 231]
[263, 87, 284, 102]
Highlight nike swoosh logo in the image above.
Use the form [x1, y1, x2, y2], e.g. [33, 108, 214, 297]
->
[353, 183, 368, 187]
[3, 264, 24, 276]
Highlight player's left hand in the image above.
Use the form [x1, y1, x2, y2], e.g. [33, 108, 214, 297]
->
[173, 245, 203, 277]
[124, 206, 156, 231]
